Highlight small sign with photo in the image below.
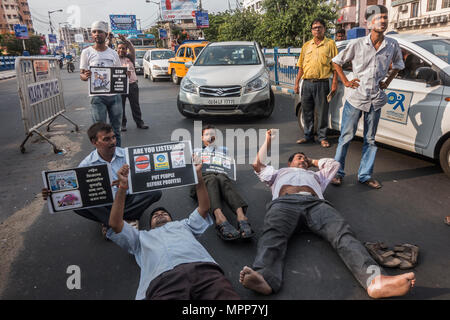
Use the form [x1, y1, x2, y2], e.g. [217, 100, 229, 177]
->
[42, 164, 114, 213]
[125, 141, 197, 194]
[89, 66, 128, 95]
[197, 151, 236, 181]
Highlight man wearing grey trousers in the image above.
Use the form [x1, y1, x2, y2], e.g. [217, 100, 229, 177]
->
[239, 129, 415, 299]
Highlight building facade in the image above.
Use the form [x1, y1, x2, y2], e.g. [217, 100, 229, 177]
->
[243, 0, 264, 12]
[0, 0, 34, 34]
[336, 0, 386, 31]
[59, 25, 92, 48]
[386, 0, 450, 35]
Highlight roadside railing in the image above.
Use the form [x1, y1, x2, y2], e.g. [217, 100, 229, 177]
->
[263, 48, 300, 88]
[0, 56, 18, 71]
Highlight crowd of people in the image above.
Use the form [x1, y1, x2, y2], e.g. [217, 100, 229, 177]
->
[41, 5, 419, 300]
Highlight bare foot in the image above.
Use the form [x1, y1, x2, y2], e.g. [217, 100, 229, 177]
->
[239, 266, 272, 295]
[367, 272, 415, 299]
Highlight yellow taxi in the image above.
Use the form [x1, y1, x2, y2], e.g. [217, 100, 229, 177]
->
[168, 41, 208, 84]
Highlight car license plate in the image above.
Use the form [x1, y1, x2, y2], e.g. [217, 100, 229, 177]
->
[207, 99, 236, 105]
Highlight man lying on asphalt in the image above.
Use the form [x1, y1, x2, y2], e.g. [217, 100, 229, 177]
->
[239, 129, 415, 299]
[42, 122, 162, 238]
[107, 163, 240, 300]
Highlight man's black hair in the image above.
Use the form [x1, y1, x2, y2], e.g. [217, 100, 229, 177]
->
[87, 122, 113, 142]
[288, 152, 306, 163]
[202, 124, 216, 135]
[336, 29, 346, 35]
[365, 5, 388, 21]
[149, 207, 173, 227]
[311, 18, 326, 29]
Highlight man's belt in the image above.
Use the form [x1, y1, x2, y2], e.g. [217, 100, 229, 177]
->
[304, 78, 329, 82]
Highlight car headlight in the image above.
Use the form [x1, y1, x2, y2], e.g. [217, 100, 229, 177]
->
[181, 77, 199, 94]
[152, 65, 162, 70]
[244, 74, 269, 94]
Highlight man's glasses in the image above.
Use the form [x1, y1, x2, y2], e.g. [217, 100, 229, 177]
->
[311, 26, 324, 31]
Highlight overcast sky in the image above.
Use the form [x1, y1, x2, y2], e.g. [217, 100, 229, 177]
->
[28, 0, 237, 35]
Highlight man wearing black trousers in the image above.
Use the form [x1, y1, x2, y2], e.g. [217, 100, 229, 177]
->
[116, 34, 148, 131]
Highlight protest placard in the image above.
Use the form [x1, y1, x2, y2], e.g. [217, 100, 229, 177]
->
[42, 164, 114, 213]
[125, 141, 197, 194]
[89, 67, 128, 95]
[196, 151, 236, 180]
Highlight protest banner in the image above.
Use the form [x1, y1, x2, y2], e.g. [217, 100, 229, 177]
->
[42, 164, 114, 213]
[125, 141, 197, 194]
[197, 151, 236, 180]
[89, 67, 128, 95]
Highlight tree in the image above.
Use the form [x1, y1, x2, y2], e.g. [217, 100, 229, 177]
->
[259, 0, 337, 47]
[0, 34, 44, 55]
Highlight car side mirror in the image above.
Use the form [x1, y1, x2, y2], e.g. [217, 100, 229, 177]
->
[415, 67, 439, 86]
[185, 61, 193, 68]
[266, 59, 275, 67]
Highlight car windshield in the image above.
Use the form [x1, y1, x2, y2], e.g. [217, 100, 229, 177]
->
[194, 46, 204, 57]
[195, 45, 260, 66]
[151, 51, 175, 60]
[135, 51, 146, 59]
[414, 39, 450, 63]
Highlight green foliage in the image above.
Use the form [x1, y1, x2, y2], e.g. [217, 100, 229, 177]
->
[0, 34, 44, 55]
[204, 0, 337, 48]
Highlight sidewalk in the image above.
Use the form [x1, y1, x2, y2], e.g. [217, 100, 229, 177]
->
[0, 70, 16, 80]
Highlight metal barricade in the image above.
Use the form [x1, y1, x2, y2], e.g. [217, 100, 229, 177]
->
[15, 56, 79, 153]
[264, 48, 300, 87]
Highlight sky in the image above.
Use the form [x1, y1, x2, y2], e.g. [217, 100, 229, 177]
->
[28, 0, 238, 35]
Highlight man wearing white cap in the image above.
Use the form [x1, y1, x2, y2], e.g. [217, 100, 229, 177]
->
[80, 21, 124, 147]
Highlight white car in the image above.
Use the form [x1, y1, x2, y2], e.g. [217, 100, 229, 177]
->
[295, 34, 450, 177]
[143, 49, 175, 81]
[177, 41, 275, 118]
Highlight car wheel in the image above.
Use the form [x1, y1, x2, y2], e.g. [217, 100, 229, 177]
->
[261, 89, 275, 118]
[439, 138, 450, 178]
[171, 70, 180, 85]
[177, 97, 193, 118]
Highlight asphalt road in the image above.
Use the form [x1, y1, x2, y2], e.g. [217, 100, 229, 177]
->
[1, 66, 450, 300]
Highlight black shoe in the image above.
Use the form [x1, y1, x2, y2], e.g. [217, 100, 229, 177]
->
[137, 124, 149, 129]
[121, 126, 127, 132]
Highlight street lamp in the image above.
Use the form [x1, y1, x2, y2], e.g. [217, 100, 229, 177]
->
[145, 0, 162, 22]
[48, 9, 63, 34]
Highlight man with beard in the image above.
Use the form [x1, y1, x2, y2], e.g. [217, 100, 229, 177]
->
[80, 21, 124, 147]
[330, 5, 405, 189]
[42, 122, 162, 238]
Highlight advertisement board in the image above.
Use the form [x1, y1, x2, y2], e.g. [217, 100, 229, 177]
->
[162, 0, 198, 20]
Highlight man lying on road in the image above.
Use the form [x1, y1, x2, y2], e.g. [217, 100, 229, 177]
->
[42, 122, 162, 238]
[239, 129, 415, 299]
[107, 163, 240, 300]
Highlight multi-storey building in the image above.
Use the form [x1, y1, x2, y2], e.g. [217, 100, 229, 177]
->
[0, 0, 34, 34]
[336, 0, 387, 31]
[59, 25, 92, 48]
[386, 0, 450, 35]
[243, 0, 264, 12]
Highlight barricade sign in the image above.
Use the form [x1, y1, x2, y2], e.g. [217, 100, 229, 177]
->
[15, 57, 79, 153]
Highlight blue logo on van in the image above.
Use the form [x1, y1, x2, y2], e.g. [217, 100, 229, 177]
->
[387, 92, 406, 112]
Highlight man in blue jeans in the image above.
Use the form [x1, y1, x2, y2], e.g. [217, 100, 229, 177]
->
[80, 21, 123, 147]
[331, 5, 404, 189]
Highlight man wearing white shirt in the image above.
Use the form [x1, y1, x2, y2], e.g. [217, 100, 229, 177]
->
[239, 129, 415, 299]
[80, 21, 124, 147]
[331, 5, 405, 189]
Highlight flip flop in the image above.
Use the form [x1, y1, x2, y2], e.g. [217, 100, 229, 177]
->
[364, 242, 402, 268]
[216, 221, 240, 241]
[393, 244, 419, 270]
[296, 138, 314, 144]
[238, 220, 255, 239]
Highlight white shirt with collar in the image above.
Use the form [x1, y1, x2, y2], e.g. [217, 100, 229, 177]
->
[332, 35, 405, 112]
[78, 147, 127, 195]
